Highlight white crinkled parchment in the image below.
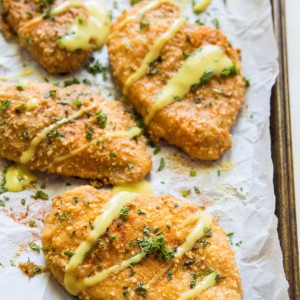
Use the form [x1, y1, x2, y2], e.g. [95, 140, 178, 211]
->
[0, 0, 289, 299]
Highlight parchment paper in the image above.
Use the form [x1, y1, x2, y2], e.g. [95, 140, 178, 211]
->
[0, 0, 289, 299]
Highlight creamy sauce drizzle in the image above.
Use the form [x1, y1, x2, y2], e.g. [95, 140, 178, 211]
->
[193, 0, 211, 13]
[64, 191, 138, 295]
[112, 179, 153, 195]
[108, 0, 171, 40]
[0, 69, 33, 81]
[123, 17, 185, 95]
[144, 44, 233, 124]
[52, 0, 110, 51]
[175, 211, 212, 257]
[46, 127, 141, 169]
[178, 271, 218, 300]
[20, 103, 98, 164]
[4, 164, 37, 192]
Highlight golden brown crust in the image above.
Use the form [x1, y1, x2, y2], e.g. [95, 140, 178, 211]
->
[1, 0, 94, 74]
[107, 1, 246, 160]
[0, 82, 152, 184]
[41, 186, 242, 300]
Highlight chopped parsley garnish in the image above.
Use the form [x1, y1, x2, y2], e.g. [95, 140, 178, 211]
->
[109, 234, 118, 243]
[56, 99, 69, 105]
[204, 227, 212, 237]
[48, 90, 57, 98]
[47, 129, 65, 139]
[167, 271, 173, 281]
[180, 190, 191, 198]
[194, 186, 201, 194]
[21, 131, 30, 140]
[70, 231, 76, 238]
[137, 209, 146, 215]
[109, 151, 117, 158]
[200, 69, 214, 85]
[193, 97, 202, 104]
[227, 232, 234, 245]
[130, 0, 143, 5]
[95, 112, 107, 128]
[212, 18, 220, 29]
[86, 59, 107, 77]
[157, 158, 165, 172]
[221, 63, 238, 77]
[120, 206, 130, 221]
[243, 76, 250, 87]
[71, 99, 82, 108]
[15, 84, 24, 91]
[0, 100, 10, 110]
[85, 128, 94, 139]
[184, 259, 195, 266]
[128, 163, 135, 170]
[64, 77, 80, 87]
[140, 18, 150, 30]
[60, 213, 69, 221]
[195, 19, 205, 25]
[64, 251, 75, 257]
[137, 233, 174, 260]
[31, 190, 49, 200]
[172, 95, 181, 102]
[153, 147, 161, 155]
[190, 170, 197, 177]
[29, 243, 41, 253]
[190, 270, 214, 288]
[15, 104, 27, 113]
[135, 282, 147, 297]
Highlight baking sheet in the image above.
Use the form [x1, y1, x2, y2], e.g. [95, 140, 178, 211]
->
[0, 0, 289, 299]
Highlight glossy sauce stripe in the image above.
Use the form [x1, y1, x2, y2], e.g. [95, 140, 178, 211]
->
[108, 0, 172, 40]
[46, 126, 141, 169]
[123, 17, 185, 94]
[144, 44, 233, 124]
[20, 102, 98, 164]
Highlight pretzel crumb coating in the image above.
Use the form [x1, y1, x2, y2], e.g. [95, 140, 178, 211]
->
[42, 185, 242, 300]
[0, 82, 152, 185]
[108, 1, 246, 160]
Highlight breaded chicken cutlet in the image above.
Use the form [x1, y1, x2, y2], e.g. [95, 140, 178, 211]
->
[108, 0, 246, 161]
[0, 82, 151, 185]
[1, 0, 110, 74]
[42, 185, 242, 300]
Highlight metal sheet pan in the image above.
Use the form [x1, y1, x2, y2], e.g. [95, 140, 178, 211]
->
[271, 0, 300, 298]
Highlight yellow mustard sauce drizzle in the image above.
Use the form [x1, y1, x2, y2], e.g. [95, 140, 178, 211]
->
[112, 179, 153, 195]
[108, 0, 172, 41]
[178, 271, 218, 300]
[64, 191, 141, 295]
[46, 127, 142, 169]
[175, 211, 212, 257]
[20, 103, 98, 165]
[123, 17, 185, 95]
[144, 44, 233, 124]
[0, 69, 33, 81]
[4, 164, 37, 192]
[52, 0, 110, 51]
[193, 0, 211, 13]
